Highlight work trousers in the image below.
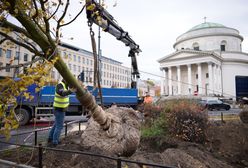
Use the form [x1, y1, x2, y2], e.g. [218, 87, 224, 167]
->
[48, 109, 65, 145]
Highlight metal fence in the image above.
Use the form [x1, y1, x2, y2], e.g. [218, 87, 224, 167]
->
[0, 120, 176, 168]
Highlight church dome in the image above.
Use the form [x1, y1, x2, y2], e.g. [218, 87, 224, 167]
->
[173, 21, 243, 50]
[187, 22, 226, 32]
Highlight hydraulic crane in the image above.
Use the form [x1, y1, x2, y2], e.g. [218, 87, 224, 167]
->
[85, 0, 141, 88]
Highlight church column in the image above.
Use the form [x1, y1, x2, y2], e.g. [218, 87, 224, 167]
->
[160, 68, 165, 96]
[164, 69, 168, 95]
[187, 64, 192, 95]
[177, 66, 181, 95]
[208, 62, 213, 95]
[168, 67, 172, 96]
[217, 64, 221, 95]
[197, 63, 202, 94]
[213, 64, 217, 94]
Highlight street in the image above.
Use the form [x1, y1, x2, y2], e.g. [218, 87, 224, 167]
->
[208, 108, 241, 116]
[0, 115, 88, 151]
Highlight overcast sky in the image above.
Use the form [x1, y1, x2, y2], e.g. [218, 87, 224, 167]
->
[61, 0, 248, 80]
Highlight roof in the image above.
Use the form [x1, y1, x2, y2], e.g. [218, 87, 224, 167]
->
[187, 22, 226, 32]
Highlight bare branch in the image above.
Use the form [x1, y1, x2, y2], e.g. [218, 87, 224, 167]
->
[0, 38, 7, 45]
[0, 57, 43, 70]
[60, 5, 85, 27]
[40, 0, 50, 34]
[0, 31, 40, 56]
[32, 0, 39, 20]
[47, 0, 62, 20]
[39, 0, 55, 46]
[56, 0, 70, 40]
[0, 20, 32, 39]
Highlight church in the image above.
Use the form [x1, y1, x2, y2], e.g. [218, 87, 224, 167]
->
[158, 22, 248, 100]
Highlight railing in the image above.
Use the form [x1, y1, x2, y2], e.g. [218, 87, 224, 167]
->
[0, 120, 176, 168]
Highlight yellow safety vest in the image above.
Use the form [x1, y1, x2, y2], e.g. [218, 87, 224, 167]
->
[53, 82, 69, 108]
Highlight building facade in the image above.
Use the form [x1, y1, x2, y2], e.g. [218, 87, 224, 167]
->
[0, 32, 132, 88]
[158, 22, 248, 100]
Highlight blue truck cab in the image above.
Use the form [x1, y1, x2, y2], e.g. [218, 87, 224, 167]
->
[15, 84, 138, 125]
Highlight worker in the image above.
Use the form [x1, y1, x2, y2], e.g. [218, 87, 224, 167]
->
[48, 79, 76, 147]
[143, 92, 153, 104]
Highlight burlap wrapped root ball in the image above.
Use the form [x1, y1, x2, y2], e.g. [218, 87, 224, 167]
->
[80, 106, 141, 157]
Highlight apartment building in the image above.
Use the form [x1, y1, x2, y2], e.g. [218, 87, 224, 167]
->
[0, 32, 132, 88]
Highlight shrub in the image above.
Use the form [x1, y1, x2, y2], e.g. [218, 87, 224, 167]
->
[164, 99, 208, 143]
[140, 104, 167, 137]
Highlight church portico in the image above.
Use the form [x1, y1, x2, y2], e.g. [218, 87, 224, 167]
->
[160, 60, 222, 96]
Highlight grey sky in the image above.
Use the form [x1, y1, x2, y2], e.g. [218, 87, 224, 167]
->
[61, 0, 248, 80]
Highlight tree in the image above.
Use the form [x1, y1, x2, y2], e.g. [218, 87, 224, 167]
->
[0, 0, 140, 156]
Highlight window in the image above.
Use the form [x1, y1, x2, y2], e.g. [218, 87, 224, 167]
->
[220, 40, 227, 51]
[24, 53, 28, 61]
[6, 63, 10, 72]
[192, 42, 199, 51]
[73, 55, 76, 61]
[221, 45, 225, 51]
[6, 49, 12, 58]
[68, 64, 71, 70]
[15, 51, 20, 60]
[0, 48, 2, 57]
[196, 74, 198, 79]
[73, 65, 76, 72]
[78, 56, 81, 63]
[206, 73, 209, 78]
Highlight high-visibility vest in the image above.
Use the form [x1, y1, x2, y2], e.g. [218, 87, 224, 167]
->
[53, 82, 69, 108]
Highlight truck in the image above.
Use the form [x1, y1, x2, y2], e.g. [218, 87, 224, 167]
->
[15, 84, 138, 125]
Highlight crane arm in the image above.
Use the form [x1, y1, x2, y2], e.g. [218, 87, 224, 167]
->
[85, 0, 141, 87]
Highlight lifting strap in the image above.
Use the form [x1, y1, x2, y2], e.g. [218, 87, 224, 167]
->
[88, 21, 103, 106]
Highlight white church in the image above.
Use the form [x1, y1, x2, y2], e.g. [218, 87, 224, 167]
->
[158, 22, 248, 100]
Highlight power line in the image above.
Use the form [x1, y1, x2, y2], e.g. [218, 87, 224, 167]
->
[139, 69, 238, 99]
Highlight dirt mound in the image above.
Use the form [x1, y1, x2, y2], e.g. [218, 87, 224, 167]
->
[0, 120, 247, 168]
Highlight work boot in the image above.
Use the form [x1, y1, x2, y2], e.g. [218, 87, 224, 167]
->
[47, 143, 57, 148]
[47, 138, 52, 143]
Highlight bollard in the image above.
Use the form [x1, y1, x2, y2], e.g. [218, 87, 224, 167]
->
[65, 122, 68, 136]
[221, 112, 224, 122]
[79, 121, 81, 132]
[116, 154, 122, 168]
[35, 131, 38, 146]
[117, 157, 122, 168]
[38, 144, 43, 168]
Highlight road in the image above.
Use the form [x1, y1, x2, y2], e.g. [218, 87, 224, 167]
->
[0, 115, 88, 151]
[208, 108, 241, 116]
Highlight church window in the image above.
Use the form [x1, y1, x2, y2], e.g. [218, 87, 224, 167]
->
[220, 40, 227, 51]
[192, 42, 199, 51]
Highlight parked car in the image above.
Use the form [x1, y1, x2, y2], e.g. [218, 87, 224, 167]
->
[206, 100, 231, 111]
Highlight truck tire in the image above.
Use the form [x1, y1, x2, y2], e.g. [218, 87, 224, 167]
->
[15, 108, 30, 126]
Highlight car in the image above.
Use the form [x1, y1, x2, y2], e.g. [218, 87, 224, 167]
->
[206, 100, 231, 111]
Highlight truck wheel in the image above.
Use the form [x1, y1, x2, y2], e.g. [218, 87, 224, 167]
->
[15, 108, 30, 126]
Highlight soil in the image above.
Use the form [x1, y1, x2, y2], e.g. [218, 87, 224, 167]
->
[0, 120, 248, 168]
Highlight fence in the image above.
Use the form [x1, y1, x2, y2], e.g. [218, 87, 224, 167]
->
[0, 120, 176, 168]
